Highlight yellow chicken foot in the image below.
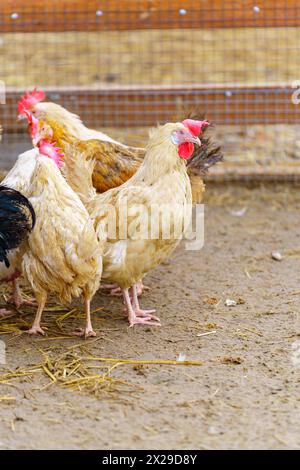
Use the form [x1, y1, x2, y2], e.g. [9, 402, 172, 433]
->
[72, 295, 96, 338]
[8, 280, 36, 308]
[123, 287, 161, 327]
[27, 293, 47, 335]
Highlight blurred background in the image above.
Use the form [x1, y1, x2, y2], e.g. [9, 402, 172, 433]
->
[1, 0, 300, 179]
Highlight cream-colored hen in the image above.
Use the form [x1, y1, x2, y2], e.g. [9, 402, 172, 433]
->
[87, 122, 200, 327]
[22, 154, 103, 337]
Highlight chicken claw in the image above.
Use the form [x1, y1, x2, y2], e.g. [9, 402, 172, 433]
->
[100, 284, 123, 296]
[72, 327, 97, 339]
[101, 280, 149, 297]
[0, 308, 13, 318]
[108, 286, 123, 297]
[134, 308, 160, 322]
[122, 306, 159, 322]
[123, 287, 161, 328]
[27, 294, 46, 336]
[9, 296, 37, 309]
[131, 285, 160, 322]
[72, 295, 96, 339]
[129, 316, 161, 327]
[8, 280, 36, 309]
[27, 325, 45, 335]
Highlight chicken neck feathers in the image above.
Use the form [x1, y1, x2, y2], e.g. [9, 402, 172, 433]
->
[45, 118, 143, 192]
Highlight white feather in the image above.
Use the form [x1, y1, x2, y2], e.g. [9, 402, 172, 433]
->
[108, 240, 127, 266]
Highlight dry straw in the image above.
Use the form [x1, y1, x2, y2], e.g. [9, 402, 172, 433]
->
[0, 285, 203, 398]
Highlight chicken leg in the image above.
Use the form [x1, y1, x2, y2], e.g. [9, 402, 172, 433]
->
[131, 284, 160, 322]
[123, 287, 161, 327]
[27, 292, 47, 335]
[72, 293, 96, 338]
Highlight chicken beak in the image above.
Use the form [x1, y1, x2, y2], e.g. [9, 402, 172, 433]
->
[193, 136, 201, 146]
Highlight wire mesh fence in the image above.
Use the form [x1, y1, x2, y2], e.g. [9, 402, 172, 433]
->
[1, 0, 300, 179]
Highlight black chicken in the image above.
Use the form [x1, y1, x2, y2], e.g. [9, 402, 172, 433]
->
[0, 185, 36, 268]
[0, 186, 36, 315]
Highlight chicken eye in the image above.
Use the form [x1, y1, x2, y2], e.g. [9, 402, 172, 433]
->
[171, 131, 181, 145]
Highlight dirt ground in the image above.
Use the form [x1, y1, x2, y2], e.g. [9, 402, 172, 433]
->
[0, 184, 299, 450]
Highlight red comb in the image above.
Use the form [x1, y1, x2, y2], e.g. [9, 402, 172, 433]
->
[17, 87, 45, 115]
[182, 119, 209, 137]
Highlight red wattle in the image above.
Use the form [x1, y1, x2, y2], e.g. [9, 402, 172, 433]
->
[178, 142, 194, 159]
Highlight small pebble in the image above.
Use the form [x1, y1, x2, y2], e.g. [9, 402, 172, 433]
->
[225, 299, 237, 307]
[271, 251, 283, 261]
[208, 426, 219, 435]
[230, 207, 247, 217]
[177, 353, 186, 362]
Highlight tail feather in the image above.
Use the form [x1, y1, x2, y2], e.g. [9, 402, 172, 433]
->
[187, 126, 224, 175]
[0, 186, 36, 267]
